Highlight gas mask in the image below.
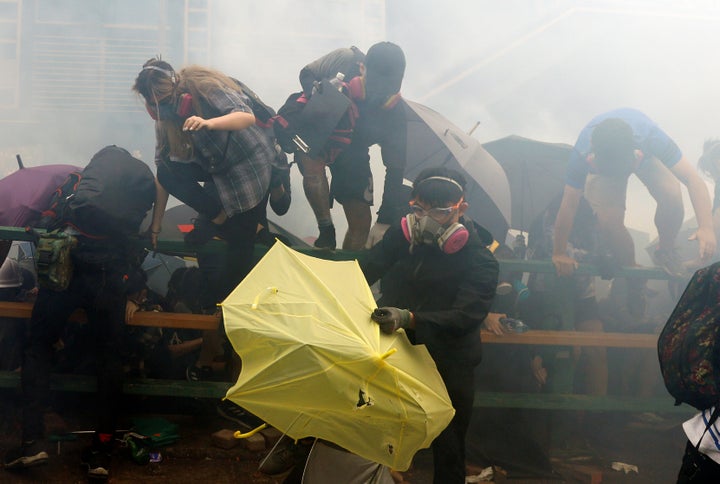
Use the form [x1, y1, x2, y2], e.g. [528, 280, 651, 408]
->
[401, 213, 469, 254]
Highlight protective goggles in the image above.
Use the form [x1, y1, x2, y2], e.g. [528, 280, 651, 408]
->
[408, 198, 463, 219]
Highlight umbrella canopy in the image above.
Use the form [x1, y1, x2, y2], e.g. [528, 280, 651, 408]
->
[482, 135, 572, 233]
[222, 242, 455, 471]
[402, 100, 511, 242]
[0, 164, 80, 227]
[141, 252, 196, 297]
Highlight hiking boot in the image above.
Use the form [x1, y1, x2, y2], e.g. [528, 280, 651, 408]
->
[184, 217, 225, 248]
[269, 173, 292, 216]
[186, 364, 213, 382]
[81, 446, 111, 480]
[258, 440, 312, 475]
[652, 247, 686, 278]
[313, 225, 336, 250]
[216, 399, 264, 431]
[4, 441, 49, 469]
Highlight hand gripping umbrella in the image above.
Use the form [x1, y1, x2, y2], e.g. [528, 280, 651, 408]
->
[402, 100, 512, 242]
[482, 135, 572, 233]
[221, 241, 455, 471]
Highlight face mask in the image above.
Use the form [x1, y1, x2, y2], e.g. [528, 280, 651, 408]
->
[401, 213, 469, 254]
[146, 100, 178, 121]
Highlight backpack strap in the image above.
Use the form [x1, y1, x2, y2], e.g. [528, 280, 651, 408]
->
[695, 406, 720, 451]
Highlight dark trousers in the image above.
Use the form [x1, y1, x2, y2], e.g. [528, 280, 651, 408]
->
[197, 200, 266, 300]
[432, 359, 475, 484]
[677, 440, 720, 483]
[158, 159, 267, 300]
[157, 160, 223, 219]
[21, 260, 128, 445]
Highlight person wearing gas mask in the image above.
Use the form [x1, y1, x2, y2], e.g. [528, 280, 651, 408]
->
[133, 58, 276, 300]
[288, 42, 409, 250]
[359, 167, 499, 484]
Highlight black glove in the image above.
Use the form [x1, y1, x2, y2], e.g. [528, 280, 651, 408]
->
[371, 307, 412, 334]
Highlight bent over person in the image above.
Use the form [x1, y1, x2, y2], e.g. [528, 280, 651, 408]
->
[359, 167, 499, 484]
[133, 58, 275, 300]
[3, 146, 156, 480]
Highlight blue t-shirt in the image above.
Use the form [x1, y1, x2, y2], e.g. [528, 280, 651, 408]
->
[565, 108, 682, 189]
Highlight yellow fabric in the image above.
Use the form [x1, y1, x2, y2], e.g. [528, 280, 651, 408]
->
[221, 241, 455, 471]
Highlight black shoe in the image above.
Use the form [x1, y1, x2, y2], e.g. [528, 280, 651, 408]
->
[81, 446, 111, 480]
[4, 441, 49, 469]
[269, 174, 292, 216]
[186, 364, 213, 382]
[184, 217, 224, 248]
[216, 399, 264, 431]
[258, 440, 312, 475]
[313, 225, 336, 250]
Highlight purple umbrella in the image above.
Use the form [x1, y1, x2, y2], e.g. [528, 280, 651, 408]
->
[0, 164, 80, 227]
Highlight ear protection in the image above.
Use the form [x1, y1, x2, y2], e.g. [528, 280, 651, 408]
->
[145, 92, 193, 121]
[401, 213, 469, 254]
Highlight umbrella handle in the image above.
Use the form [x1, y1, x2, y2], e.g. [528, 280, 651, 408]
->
[252, 287, 279, 309]
[233, 423, 267, 439]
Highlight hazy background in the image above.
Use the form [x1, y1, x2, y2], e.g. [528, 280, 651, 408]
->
[1, 0, 719, 246]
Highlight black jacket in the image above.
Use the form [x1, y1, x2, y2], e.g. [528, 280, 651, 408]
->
[359, 219, 499, 366]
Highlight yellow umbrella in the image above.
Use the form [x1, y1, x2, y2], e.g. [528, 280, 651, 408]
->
[221, 241, 455, 471]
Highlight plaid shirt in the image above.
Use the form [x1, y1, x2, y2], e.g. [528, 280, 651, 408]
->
[156, 86, 274, 215]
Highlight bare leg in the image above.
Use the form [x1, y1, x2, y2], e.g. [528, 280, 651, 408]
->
[341, 199, 371, 250]
[299, 154, 332, 227]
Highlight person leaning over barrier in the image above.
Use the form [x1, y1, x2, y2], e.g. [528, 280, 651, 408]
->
[133, 58, 275, 301]
[359, 167, 499, 484]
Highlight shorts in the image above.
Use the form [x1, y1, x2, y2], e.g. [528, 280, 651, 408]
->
[328, 145, 374, 206]
[584, 156, 678, 213]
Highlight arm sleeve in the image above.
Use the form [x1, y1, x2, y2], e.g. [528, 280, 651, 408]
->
[643, 125, 682, 167]
[358, 225, 407, 286]
[375, 112, 409, 225]
[414, 249, 499, 336]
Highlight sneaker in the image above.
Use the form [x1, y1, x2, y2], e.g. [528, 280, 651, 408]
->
[258, 440, 312, 475]
[269, 173, 292, 216]
[184, 217, 225, 248]
[186, 364, 213, 382]
[81, 447, 111, 480]
[652, 247, 686, 278]
[216, 399, 264, 431]
[4, 441, 49, 469]
[313, 225, 336, 250]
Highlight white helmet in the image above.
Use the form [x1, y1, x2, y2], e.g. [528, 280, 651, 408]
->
[0, 257, 22, 288]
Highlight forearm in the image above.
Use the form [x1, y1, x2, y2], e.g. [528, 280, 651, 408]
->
[151, 180, 169, 232]
[206, 111, 255, 131]
[688, 177, 714, 231]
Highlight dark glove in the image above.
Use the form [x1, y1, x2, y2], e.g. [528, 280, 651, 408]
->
[371, 307, 412, 334]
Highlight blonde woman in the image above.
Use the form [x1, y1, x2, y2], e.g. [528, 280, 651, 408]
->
[133, 58, 275, 299]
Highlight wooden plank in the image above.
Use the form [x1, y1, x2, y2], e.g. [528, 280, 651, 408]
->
[2, 302, 655, 346]
[481, 330, 658, 348]
[0, 301, 220, 330]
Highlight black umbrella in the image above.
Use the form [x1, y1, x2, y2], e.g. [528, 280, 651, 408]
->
[482, 135, 572, 233]
[402, 100, 512, 242]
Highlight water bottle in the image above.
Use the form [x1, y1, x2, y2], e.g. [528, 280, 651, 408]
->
[328, 72, 345, 92]
[500, 317, 529, 333]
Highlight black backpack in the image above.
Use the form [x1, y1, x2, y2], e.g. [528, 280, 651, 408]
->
[658, 262, 720, 410]
[39, 146, 156, 238]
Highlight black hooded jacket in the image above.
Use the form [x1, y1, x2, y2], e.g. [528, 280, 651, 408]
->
[359, 218, 499, 367]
